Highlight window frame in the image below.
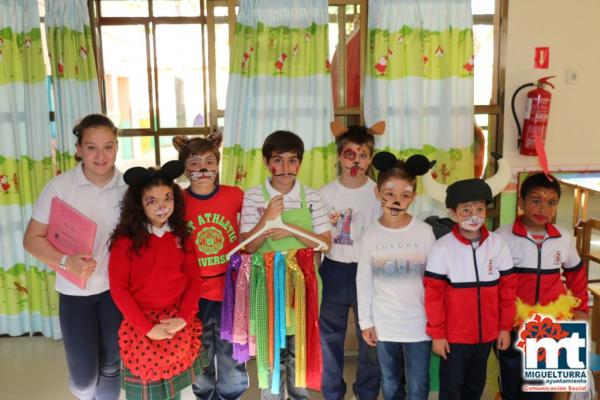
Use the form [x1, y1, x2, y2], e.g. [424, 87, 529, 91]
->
[89, 0, 212, 165]
[89, 0, 509, 222]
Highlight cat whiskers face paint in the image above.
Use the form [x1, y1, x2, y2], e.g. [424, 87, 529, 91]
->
[142, 187, 175, 228]
[189, 170, 217, 181]
[185, 154, 218, 182]
[153, 205, 173, 219]
[379, 180, 415, 217]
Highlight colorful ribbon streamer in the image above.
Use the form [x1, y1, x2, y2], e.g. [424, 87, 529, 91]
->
[296, 248, 323, 391]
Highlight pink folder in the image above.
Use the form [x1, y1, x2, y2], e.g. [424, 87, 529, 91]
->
[46, 197, 97, 289]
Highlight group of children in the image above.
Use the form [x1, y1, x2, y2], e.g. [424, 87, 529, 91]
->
[23, 113, 589, 400]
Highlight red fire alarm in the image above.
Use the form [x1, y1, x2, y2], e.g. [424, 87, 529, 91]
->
[534, 47, 550, 69]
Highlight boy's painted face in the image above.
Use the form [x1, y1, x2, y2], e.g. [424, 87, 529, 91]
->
[76, 126, 118, 177]
[264, 151, 300, 185]
[520, 187, 559, 226]
[376, 177, 416, 217]
[339, 143, 371, 178]
[451, 200, 487, 231]
[142, 185, 174, 228]
[185, 152, 218, 185]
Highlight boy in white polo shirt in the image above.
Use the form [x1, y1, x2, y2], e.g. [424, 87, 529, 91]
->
[240, 130, 332, 400]
[318, 122, 384, 400]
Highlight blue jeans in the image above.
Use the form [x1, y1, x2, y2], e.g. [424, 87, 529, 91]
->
[376, 340, 431, 400]
[59, 291, 122, 400]
[319, 258, 381, 400]
[193, 299, 249, 400]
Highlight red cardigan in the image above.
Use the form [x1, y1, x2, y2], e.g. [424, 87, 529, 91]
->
[109, 233, 202, 334]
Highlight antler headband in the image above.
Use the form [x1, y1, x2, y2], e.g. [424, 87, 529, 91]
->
[172, 128, 224, 153]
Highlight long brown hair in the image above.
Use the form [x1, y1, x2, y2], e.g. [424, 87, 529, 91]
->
[110, 173, 187, 255]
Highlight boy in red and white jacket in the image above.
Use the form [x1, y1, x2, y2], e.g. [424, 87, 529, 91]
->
[495, 172, 588, 400]
[424, 178, 517, 400]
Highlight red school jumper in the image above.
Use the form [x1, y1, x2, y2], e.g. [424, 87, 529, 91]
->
[109, 233, 203, 381]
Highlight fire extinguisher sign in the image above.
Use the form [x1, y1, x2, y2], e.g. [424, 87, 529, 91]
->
[535, 47, 550, 69]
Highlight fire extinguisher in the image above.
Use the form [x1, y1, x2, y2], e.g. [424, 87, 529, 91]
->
[511, 76, 555, 156]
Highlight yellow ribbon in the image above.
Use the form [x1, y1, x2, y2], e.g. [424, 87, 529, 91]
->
[286, 250, 306, 388]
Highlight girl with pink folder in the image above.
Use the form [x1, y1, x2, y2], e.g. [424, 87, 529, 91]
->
[24, 114, 126, 400]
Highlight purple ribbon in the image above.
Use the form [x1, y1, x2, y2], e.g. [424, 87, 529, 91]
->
[220, 254, 241, 342]
[231, 254, 252, 363]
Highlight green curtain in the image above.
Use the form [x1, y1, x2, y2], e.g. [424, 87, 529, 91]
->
[0, 0, 60, 338]
[221, 0, 335, 189]
[46, 0, 101, 173]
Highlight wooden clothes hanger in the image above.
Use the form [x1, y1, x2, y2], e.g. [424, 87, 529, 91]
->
[226, 215, 329, 260]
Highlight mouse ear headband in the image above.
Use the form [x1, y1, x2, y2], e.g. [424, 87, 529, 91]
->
[123, 160, 184, 187]
[330, 120, 386, 139]
[172, 128, 224, 153]
[372, 151, 434, 177]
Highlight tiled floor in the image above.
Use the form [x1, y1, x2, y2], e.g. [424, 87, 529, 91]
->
[0, 336, 386, 400]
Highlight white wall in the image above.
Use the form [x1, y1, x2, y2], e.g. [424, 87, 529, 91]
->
[503, 0, 600, 171]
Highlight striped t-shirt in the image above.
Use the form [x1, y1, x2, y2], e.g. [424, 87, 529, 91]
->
[240, 178, 330, 235]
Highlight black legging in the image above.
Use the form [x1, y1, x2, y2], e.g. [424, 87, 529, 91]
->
[59, 291, 122, 400]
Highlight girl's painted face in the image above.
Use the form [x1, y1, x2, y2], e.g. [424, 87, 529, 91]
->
[75, 126, 118, 177]
[452, 200, 487, 231]
[520, 187, 559, 226]
[185, 152, 218, 185]
[376, 177, 416, 217]
[339, 143, 371, 178]
[142, 185, 175, 228]
[265, 151, 300, 185]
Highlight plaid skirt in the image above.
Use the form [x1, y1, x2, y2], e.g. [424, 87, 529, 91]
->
[122, 348, 209, 400]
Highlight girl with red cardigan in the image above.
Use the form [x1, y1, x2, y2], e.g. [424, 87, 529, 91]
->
[109, 160, 207, 400]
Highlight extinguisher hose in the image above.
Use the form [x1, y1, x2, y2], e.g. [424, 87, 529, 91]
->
[511, 83, 535, 149]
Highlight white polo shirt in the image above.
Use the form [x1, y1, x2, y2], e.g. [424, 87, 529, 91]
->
[31, 163, 127, 296]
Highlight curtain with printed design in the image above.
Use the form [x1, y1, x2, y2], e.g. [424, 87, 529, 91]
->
[365, 0, 474, 217]
[46, 0, 101, 173]
[221, 0, 335, 189]
[0, 0, 60, 338]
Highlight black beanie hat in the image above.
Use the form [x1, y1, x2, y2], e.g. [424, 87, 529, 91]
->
[445, 179, 493, 209]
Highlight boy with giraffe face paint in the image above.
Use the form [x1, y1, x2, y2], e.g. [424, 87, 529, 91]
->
[318, 122, 385, 400]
